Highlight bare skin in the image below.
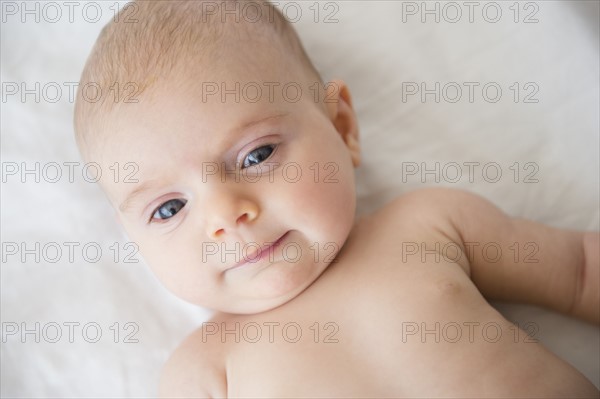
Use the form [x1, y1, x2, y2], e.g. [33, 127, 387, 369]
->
[87, 41, 600, 397]
[160, 188, 600, 398]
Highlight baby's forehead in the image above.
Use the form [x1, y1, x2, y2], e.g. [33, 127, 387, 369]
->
[75, 1, 324, 179]
[92, 85, 293, 164]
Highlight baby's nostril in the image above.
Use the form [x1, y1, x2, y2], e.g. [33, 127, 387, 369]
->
[214, 228, 225, 237]
[237, 213, 248, 224]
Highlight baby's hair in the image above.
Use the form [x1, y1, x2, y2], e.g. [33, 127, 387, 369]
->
[73, 0, 322, 159]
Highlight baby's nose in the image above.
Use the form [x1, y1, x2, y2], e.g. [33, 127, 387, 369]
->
[205, 195, 259, 239]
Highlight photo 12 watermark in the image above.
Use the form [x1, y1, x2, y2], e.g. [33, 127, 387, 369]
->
[2, 321, 140, 344]
[1, 241, 140, 264]
[201, 321, 340, 344]
[199, 1, 341, 24]
[1, 81, 141, 104]
[2, 1, 137, 24]
[198, 80, 342, 104]
[202, 239, 340, 266]
[400, 2, 540, 24]
[400, 320, 539, 343]
[400, 161, 539, 184]
[1, 161, 139, 184]
[401, 82, 540, 104]
[199, 161, 340, 184]
[400, 240, 540, 264]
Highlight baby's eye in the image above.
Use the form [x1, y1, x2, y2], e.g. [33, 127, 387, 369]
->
[242, 144, 275, 169]
[150, 199, 187, 222]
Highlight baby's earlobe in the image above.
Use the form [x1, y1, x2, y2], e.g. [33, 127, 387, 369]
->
[348, 136, 361, 167]
[348, 135, 360, 150]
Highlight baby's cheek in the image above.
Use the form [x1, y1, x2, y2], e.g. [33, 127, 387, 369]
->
[283, 162, 356, 247]
[135, 238, 215, 304]
[137, 242, 180, 284]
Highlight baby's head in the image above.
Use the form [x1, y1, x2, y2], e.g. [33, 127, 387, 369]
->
[74, 0, 361, 314]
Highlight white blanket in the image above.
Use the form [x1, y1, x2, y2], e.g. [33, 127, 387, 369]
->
[2, 1, 598, 396]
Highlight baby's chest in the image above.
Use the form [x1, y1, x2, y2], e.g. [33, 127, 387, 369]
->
[224, 260, 506, 396]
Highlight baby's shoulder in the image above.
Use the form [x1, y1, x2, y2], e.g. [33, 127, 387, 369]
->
[356, 187, 484, 272]
[379, 187, 477, 214]
[367, 187, 477, 231]
[158, 316, 229, 398]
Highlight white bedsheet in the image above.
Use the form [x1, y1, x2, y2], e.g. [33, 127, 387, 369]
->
[1, 1, 598, 397]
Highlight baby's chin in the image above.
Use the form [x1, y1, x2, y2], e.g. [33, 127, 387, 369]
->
[205, 259, 331, 315]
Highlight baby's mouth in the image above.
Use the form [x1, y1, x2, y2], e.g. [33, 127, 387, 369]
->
[225, 231, 290, 272]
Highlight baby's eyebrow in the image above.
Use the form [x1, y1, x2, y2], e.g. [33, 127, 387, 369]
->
[119, 179, 160, 214]
[236, 112, 288, 132]
[223, 112, 289, 148]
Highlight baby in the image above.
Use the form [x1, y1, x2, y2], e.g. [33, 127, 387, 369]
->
[74, 1, 600, 397]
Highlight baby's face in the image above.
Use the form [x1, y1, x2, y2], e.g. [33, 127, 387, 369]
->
[95, 61, 359, 313]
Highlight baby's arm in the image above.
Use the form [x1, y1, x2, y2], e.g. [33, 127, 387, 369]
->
[414, 188, 599, 324]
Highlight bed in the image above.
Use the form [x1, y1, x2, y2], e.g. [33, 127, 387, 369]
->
[1, 0, 598, 396]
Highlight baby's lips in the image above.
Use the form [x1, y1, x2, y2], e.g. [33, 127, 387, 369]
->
[224, 231, 290, 271]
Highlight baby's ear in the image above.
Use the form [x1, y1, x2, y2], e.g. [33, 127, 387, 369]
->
[325, 79, 361, 167]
